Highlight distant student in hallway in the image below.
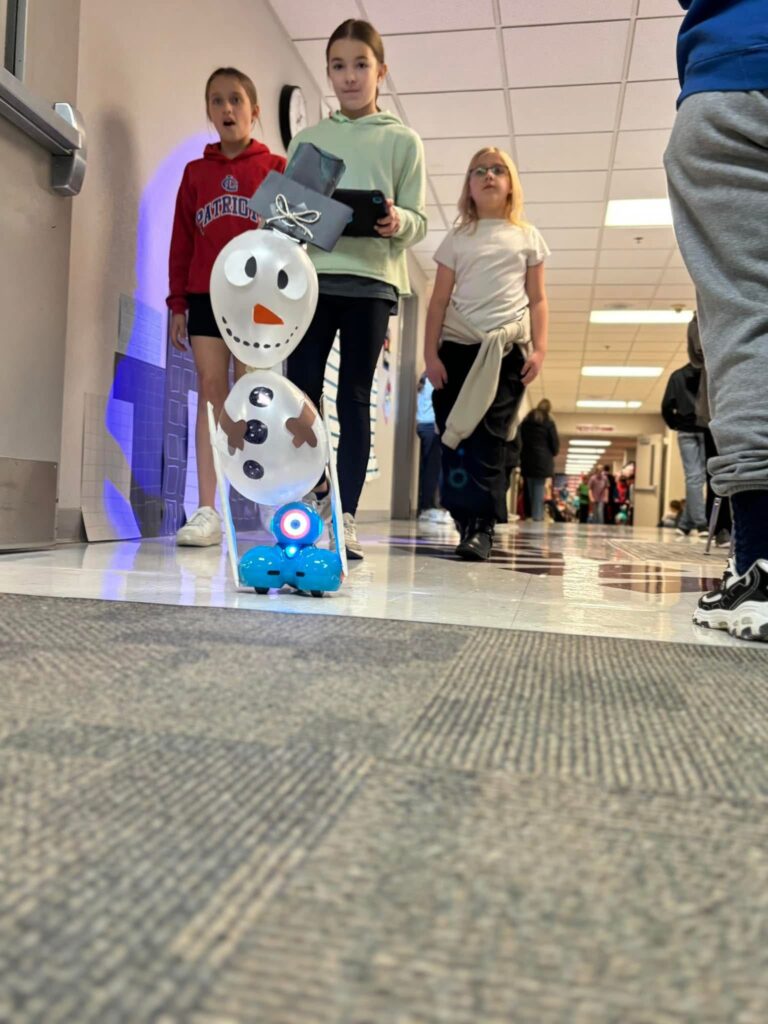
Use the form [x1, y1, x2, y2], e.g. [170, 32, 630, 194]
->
[285, 18, 427, 561]
[415, 373, 448, 524]
[588, 464, 610, 525]
[661, 320, 708, 538]
[425, 147, 550, 561]
[167, 68, 285, 547]
[519, 399, 560, 522]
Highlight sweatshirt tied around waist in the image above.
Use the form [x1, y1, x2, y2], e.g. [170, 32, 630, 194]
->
[440, 303, 531, 450]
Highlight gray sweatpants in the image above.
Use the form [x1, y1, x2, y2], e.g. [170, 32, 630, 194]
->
[664, 90, 768, 497]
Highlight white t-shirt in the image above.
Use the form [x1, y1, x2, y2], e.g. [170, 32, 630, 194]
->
[434, 219, 550, 333]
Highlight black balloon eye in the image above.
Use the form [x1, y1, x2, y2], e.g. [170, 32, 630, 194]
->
[244, 420, 268, 444]
[277, 269, 288, 290]
[243, 460, 264, 480]
[245, 256, 257, 279]
[249, 386, 273, 408]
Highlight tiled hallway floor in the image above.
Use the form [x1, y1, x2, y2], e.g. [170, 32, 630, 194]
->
[0, 520, 743, 647]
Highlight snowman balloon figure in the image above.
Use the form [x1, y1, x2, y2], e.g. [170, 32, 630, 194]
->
[206, 159, 351, 596]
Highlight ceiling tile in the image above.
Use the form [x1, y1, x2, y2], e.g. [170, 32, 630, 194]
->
[609, 168, 669, 199]
[525, 202, 606, 228]
[546, 268, 596, 284]
[524, 171, 608, 202]
[423, 137, 511, 175]
[399, 91, 509, 137]
[543, 227, 602, 249]
[654, 284, 696, 300]
[365, 0, 496, 32]
[425, 204, 450, 230]
[387, 31, 503, 92]
[660, 267, 693, 286]
[547, 284, 594, 299]
[601, 226, 676, 248]
[594, 284, 656, 300]
[614, 129, 671, 169]
[510, 84, 621, 134]
[621, 80, 679, 131]
[638, 0, 684, 15]
[596, 267, 661, 285]
[628, 17, 681, 81]
[503, 21, 630, 87]
[413, 229, 448, 253]
[547, 250, 599, 269]
[516, 132, 613, 172]
[598, 247, 673, 268]
[500, 0, 633, 24]
[430, 174, 470, 204]
[272, 1, 365, 39]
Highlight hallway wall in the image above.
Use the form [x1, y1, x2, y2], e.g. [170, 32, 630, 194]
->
[58, 0, 323, 521]
[0, 0, 80, 465]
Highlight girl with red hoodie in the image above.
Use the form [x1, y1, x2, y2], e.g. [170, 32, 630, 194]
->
[167, 67, 285, 546]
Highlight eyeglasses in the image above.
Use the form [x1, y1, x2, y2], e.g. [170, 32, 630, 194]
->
[469, 164, 508, 179]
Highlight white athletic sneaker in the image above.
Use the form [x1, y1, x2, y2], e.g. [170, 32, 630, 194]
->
[343, 512, 364, 560]
[301, 491, 333, 547]
[176, 506, 222, 547]
[429, 508, 453, 524]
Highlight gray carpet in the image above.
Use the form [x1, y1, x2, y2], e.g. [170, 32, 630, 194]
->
[1, 593, 767, 1024]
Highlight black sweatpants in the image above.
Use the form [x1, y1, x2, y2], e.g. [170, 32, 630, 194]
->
[432, 341, 526, 523]
[286, 294, 391, 515]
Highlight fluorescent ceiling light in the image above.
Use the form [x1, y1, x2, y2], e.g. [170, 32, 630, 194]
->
[605, 198, 673, 226]
[590, 310, 693, 325]
[569, 440, 610, 447]
[582, 366, 662, 378]
[576, 400, 643, 409]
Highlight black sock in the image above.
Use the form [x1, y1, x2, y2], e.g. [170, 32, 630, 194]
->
[731, 490, 768, 575]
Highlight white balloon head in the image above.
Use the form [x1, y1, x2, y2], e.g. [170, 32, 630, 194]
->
[210, 229, 319, 368]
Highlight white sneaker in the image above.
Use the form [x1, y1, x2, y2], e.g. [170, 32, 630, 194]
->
[429, 508, 453, 524]
[176, 506, 222, 547]
[342, 512, 364, 560]
[302, 491, 333, 548]
[417, 510, 432, 524]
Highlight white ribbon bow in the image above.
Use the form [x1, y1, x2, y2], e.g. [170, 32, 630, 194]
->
[265, 193, 321, 240]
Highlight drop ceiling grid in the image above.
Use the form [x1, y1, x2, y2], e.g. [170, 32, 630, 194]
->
[270, 0, 690, 412]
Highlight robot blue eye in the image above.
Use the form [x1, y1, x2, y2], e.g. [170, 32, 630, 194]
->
[244, 420, 268, 444]
[243, 460, 264, 480]
[249, 386, 273, 407]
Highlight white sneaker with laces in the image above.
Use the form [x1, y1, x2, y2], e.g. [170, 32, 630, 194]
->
[417, 510, 432, 524]
[342, 512, 364, 560]
[176, 506, 222, 547]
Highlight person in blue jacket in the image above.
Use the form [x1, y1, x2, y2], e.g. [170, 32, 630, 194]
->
[664, 0, 768, 642]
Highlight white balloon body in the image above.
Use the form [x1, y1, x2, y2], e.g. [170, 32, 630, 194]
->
[214, 370, 328, 505]
[210, 229, 319, 368]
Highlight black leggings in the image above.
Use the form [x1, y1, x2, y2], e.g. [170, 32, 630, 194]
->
[286, 294, 391, 515]
[432, 341, 526, 523]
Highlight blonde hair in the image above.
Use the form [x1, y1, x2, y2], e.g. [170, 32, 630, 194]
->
[455, 147, 527, 233]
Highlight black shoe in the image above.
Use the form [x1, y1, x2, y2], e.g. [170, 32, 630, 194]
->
[693, 558, 768, 641]
[452, 514, 472, 547]
[456, 519, 494, 561]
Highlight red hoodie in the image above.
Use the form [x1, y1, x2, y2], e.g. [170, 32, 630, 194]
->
[167, 140, 286, 314]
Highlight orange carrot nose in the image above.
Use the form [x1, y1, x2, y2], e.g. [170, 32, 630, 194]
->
[253, 303, 284, 325]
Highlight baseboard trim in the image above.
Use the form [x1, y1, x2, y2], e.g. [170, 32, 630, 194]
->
[55, 507, 86, 544]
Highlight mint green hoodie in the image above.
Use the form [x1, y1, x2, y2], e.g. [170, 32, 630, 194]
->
[286, 110, 427, 296]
